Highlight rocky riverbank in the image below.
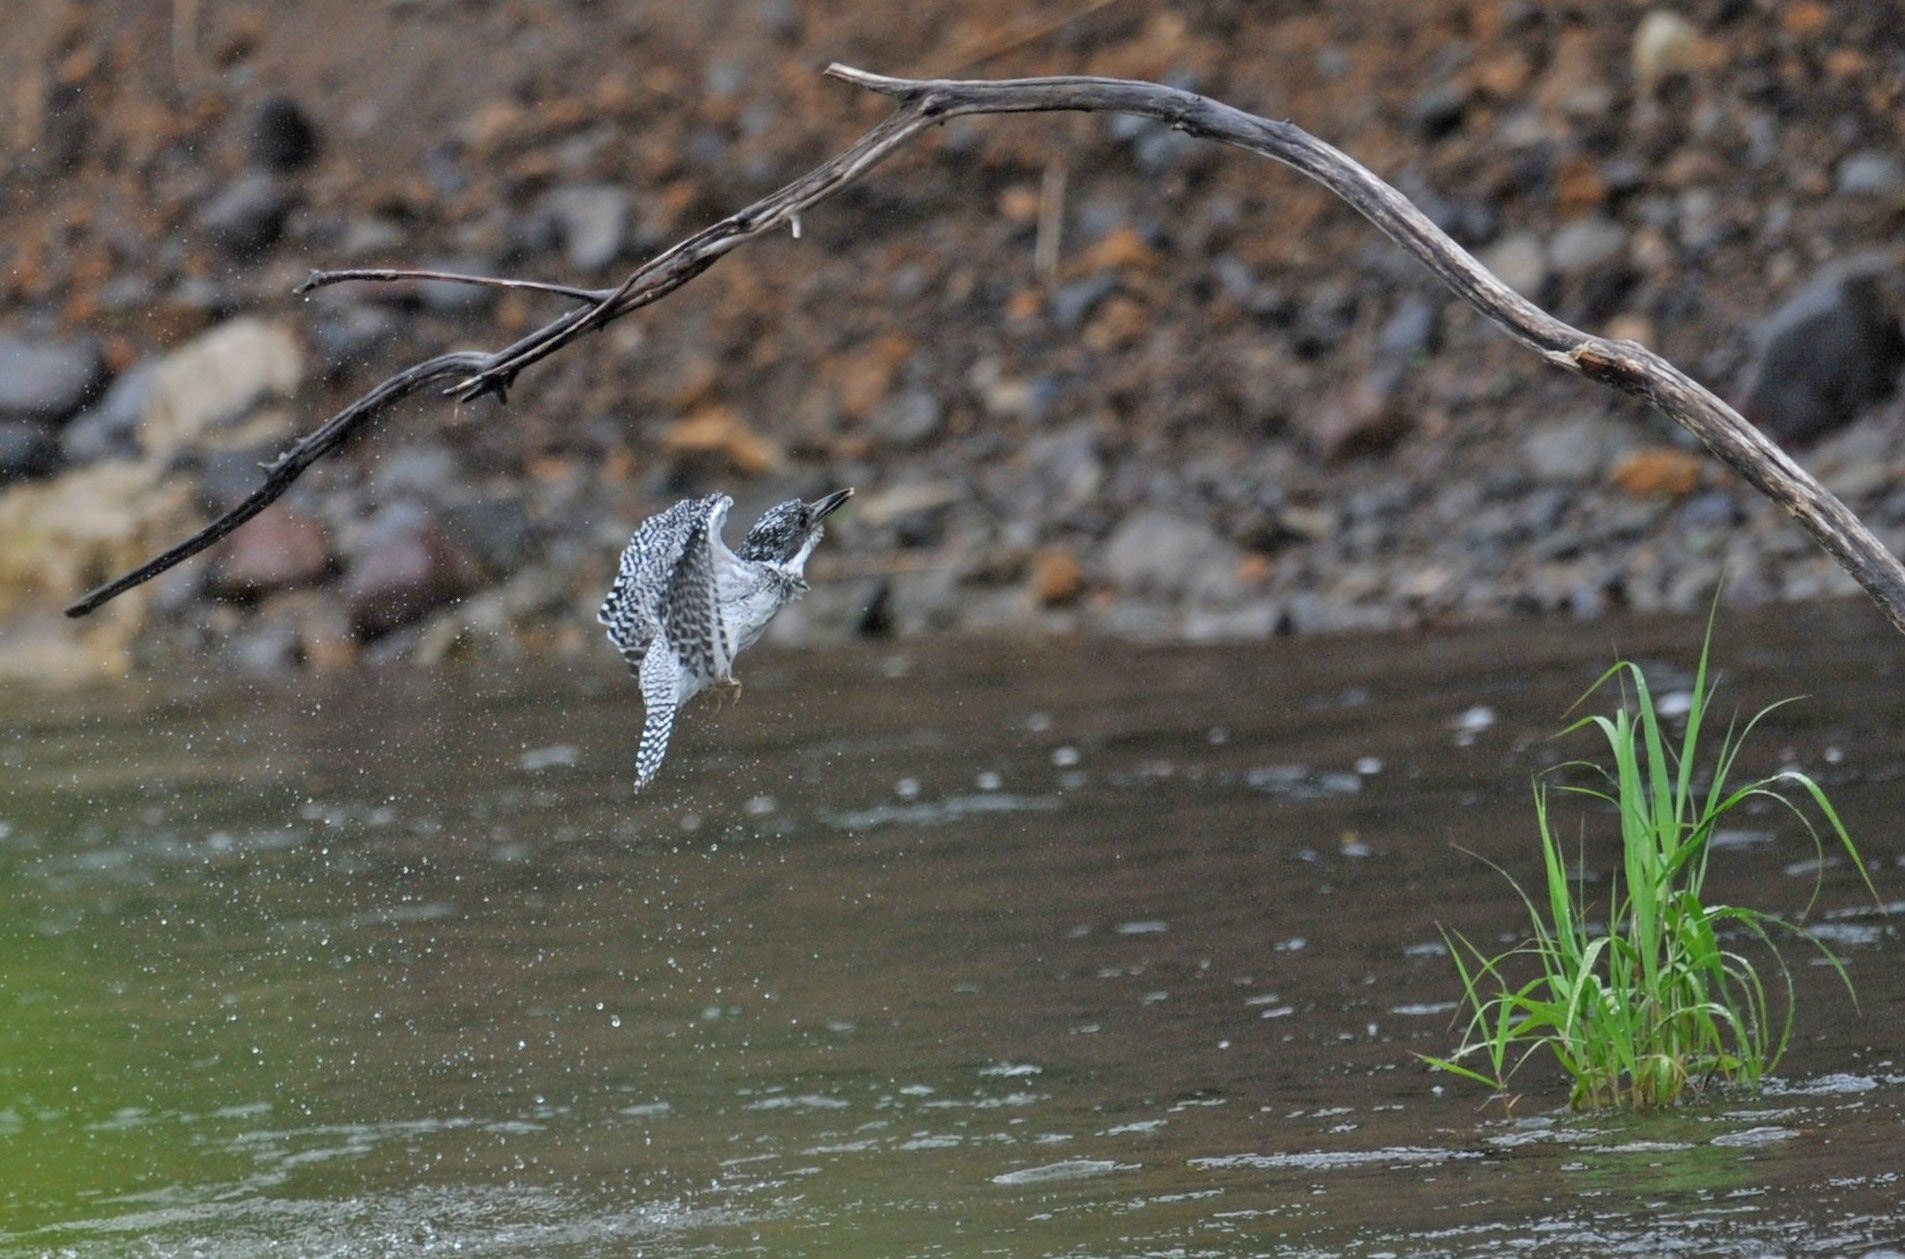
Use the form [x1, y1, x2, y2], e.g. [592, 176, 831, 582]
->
[3, 0, 1903, 682]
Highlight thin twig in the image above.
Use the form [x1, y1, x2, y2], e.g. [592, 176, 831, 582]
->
[295, 268, 613, 304]
[66, 63, 1905, 637]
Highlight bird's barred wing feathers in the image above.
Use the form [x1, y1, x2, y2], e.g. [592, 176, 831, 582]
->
[656, 499, 733, 684]
[598, 497, 711, 671]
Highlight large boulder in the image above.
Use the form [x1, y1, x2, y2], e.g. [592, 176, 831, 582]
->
[0, 333, 106, 422]
[1741, 265, 1904, 445]
[208, 508, 335, 599]
[1100, 510, 1243, 602]
[142, 318, 305, 459]
[344, 504, 482, 637]
[0, 461, 195, 610]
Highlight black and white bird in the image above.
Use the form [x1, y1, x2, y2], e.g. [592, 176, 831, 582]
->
[599, 488, 853, 788]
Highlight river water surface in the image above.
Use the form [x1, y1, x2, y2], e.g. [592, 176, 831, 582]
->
[3, 604, 1903, 1255]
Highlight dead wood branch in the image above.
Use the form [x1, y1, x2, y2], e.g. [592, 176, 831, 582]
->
[66, 64, 1905, 635]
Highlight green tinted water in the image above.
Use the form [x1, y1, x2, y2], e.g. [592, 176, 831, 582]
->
[3, 606, 1902, 1254]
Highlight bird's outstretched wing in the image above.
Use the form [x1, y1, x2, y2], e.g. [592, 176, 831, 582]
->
[599, 495, 730, 672]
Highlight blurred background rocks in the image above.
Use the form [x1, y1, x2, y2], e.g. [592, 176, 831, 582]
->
[2, 0, 1902, 679]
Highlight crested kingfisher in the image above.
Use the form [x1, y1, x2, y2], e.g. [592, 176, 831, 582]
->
[599, 488, 853, 789]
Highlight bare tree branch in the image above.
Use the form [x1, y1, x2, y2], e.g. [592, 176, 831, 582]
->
[66, 63, 1905, 637]
[294, 268, 613, 304]
[64, 353, 490, 617]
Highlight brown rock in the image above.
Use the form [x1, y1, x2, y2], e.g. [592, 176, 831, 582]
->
[1474, 50, 1533, 99]
[1306, 377, 1412, 462]
[345, 509, 481, 637]
[659, 405, 784, 477]
[1069, 226, 1160, 277]
[209, 509, 334, 599]
[1780, 2, 1829, 38]
[1612, 447, 1703, 498]
[1082, 294, 1150, 352]
[998, 184, 1042, 223]
[834, 332, 914, 419]
[1029, 545, 1086, 606]
[1553, 154, 1607, 218]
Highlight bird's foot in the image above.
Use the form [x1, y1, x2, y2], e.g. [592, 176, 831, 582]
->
[711, 677, 743, 712]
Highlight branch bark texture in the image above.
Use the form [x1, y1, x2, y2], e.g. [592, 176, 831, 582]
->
[65, 65, 1905, 637]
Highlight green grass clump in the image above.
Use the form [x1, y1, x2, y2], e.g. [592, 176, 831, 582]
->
[1424, 624, 1876, 1110]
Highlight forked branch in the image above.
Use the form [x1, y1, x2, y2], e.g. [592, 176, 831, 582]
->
[65, 63, 1905, 636]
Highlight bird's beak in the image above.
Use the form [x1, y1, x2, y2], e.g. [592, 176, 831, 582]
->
[810, 487, 854, 520]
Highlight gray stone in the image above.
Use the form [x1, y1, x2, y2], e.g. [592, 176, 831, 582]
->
[1408, 83, 1469, 140]
[1836, 151, 1905, 199]
[60, 361, 155, 462]
[1212, 253, 1293, 319]
[1418, 192, 1498, 247]
[371, 444, 460, 501]
[883, 566, 962, 635]
[1547, 216, 1628, 277]
[197, 171, 296, 257]
[1089, 598, 1179, 642]
[196, 443, 287, 510]
[1377, 293, 1440, 360]
[0, 333, 106, 421]
[1100, 510, 1241, 601]
[310, 302, 400, 377]
[340, 216, 407, 259]
[539, 184, 630, 272]
[1479, 232, 1549, 298]
[0, 421, 59, 483]
[1742, 265, 1904, 444]
[1520, 415, 1628, 482]
[762, 576, 888, 645]
[1050, 274, 1117, 331]
[226, 615, 302, 674]
[98, 273, 157, 316]
[1021, 422, 1104, 512]
[968, 364, 1052, 423]
[446, 495, 535, 574]
[252, 95, 320, 171]
[416, 257, 499, 314]
[1676, 490, 1742, 533]
[1294, 282, 1359, 356]
[955, 587, 1040, 635]
[758, 0, 800, 40]
[1285, 592, 1400, 635]
[1133, 127, 1199, 174]
[870, 386, 943, 450]
[1183, 601, 1284, 642]
[1820, 456, 1894, 501]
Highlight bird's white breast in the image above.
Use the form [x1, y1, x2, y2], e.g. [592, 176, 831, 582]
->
[706, 544, 790, 662]
[718, 566, 790, 656]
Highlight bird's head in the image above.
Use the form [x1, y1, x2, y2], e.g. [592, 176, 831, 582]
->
[738, 488, 853, 573]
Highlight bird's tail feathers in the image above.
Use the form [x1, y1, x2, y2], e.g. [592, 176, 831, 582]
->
[634, 704, 674, 790]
